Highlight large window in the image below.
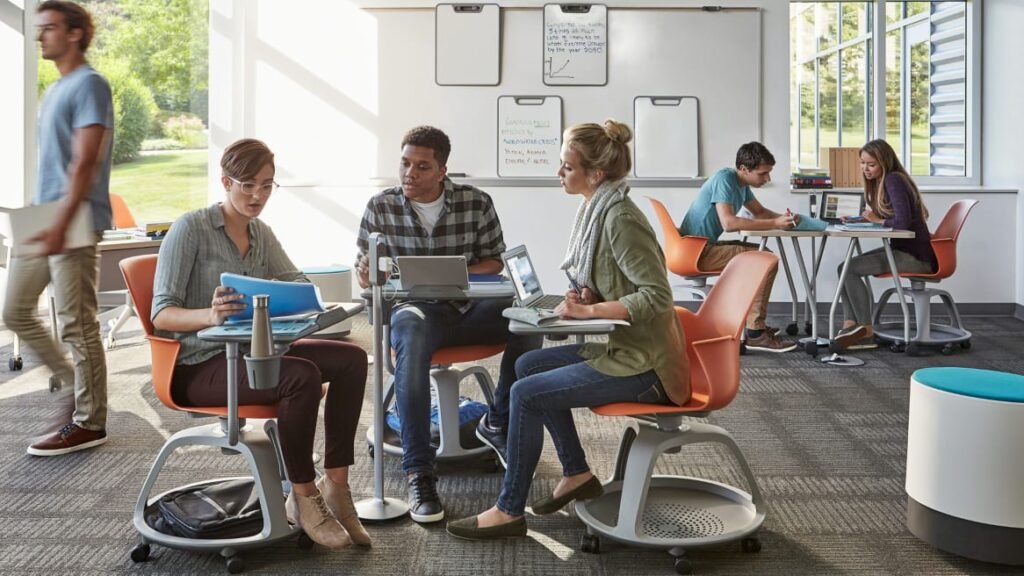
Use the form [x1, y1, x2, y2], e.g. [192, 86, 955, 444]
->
[791, 1, 973, 180]
[34, 0, 210, 224]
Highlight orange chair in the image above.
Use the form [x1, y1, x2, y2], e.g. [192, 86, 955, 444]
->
[575, 251, 778, 573]
[871, 199, 978, 356]
[369, 343, 504, 462]
[120, 254, 302, 571]
[647, 197, 723, 301]
[101, 194, 140, 349]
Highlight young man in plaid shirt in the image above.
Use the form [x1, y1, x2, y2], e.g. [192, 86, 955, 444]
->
[356, 126, 541, 523]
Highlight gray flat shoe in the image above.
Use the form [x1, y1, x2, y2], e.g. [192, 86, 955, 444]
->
[531, 476, 604, 515]
[446, 515, 527, 540]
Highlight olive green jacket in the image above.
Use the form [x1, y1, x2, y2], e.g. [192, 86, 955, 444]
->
[578, 195, 690, 405]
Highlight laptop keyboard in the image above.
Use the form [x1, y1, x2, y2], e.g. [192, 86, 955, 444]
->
[531, 294, 565, 310]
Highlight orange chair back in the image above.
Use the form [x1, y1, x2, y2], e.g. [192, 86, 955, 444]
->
[647, 197, 719, 277]
[929, 199, 977, 280]
[119, 254, 279, 418]
[593, 250, 779, 417]
[110, 193, 137, 229]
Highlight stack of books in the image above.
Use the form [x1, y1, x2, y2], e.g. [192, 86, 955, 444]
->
[133, 221, 173, 240]
[791, 170, 832, 190]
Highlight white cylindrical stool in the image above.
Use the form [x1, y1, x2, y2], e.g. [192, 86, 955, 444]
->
[302, 266, 353, 337]
[906, 367, 1024, 565]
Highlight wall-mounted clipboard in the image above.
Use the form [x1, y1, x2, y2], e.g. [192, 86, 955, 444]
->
[543, 4, 607, 86]
[497, 96, 563, 178]
[435, 4, 501, 86]
[634, 96, 700, 178]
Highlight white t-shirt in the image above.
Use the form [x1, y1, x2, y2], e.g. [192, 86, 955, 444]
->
[409, 193, 446, 232]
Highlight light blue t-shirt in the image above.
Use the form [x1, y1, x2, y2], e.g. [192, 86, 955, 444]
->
[679, 168, 755, 243]
[35, 64, 114, 232]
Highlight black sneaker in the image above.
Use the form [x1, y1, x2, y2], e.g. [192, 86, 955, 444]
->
[407, 473, 444, 523]
[475, 414, 508, 469]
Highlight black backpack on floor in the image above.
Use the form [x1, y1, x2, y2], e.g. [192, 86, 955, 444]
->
[145, 478, 264, 539]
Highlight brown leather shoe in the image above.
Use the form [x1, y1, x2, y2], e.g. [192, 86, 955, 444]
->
[318, 477, 371, 546]
[27, 423, 107, 456]
[286, 490, 351, 549]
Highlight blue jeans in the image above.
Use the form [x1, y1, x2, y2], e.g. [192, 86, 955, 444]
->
[496, 345, 667, 516]
[389, 299, 542, 475]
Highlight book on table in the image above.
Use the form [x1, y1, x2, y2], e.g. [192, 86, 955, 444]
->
[502, 307, 630, 328]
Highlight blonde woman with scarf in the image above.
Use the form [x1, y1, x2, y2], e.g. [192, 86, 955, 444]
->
[447, 120, 688, 540]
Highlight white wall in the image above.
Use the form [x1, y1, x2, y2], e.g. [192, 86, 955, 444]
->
[209, 0, 1017, 306]
[983, 0, 1024, 306]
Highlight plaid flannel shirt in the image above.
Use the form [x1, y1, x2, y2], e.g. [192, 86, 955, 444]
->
[356, 178, 506, 312]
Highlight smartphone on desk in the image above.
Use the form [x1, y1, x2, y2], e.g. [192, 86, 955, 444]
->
[841, 215, 867, 223]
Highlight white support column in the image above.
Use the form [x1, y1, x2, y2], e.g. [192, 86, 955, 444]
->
[871, 0, 886, 141]
[24, 0, 37, 205]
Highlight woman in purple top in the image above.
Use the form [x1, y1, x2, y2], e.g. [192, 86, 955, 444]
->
[835, 139, 936, 350]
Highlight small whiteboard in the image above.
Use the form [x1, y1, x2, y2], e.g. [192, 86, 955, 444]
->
[497, 96, 563, 178]
[435, 4, 501, 86]
[634, 96, 700, 178]
[543, 4, 607, 86]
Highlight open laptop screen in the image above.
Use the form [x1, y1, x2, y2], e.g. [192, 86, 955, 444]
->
[819, 191, 865, 223]
[501, 246, 544, 306]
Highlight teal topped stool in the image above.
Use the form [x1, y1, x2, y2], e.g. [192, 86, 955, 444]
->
[906, 367, 1024, 565]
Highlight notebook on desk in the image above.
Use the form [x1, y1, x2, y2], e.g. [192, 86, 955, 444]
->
[818, 191, 865, 223]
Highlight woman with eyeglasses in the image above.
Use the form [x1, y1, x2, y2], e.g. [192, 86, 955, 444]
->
[151, 139, 370, 550]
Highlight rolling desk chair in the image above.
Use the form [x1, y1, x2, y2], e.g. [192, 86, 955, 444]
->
[872, 199, 978, 356]
[575, 251, 777, 575]
[647, 197, 722, 302]
[120, 254, 310, 572]
[100, 193, 139, 349]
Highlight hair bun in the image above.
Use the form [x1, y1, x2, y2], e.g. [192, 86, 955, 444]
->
[603, 120, 633, 145]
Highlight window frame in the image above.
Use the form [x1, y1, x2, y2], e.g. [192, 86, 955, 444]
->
[791, 0, 981, 186]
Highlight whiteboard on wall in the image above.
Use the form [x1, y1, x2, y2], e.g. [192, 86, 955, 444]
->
[435, 4, 501, 86]
[634, 96, 700, 178]
[543, 4, 608, 86]
[497, 96, 563, 177]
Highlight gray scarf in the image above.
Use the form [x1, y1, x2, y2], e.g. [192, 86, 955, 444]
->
[561, 179, 629, 290]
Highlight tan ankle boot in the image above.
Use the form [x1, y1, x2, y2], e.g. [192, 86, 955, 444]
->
[286, 489, 351, 549]
[318, 477, 371, 546]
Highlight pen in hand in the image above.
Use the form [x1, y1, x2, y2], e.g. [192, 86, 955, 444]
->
[564, 269, 582, 297]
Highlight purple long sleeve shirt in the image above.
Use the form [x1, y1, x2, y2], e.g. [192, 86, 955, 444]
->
[881, 174, 937, 270]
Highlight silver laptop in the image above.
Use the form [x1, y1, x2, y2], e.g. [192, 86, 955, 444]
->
[500, 245, 564, 310]
[818, 191, 866, 223]
[393, 255, 469, 291]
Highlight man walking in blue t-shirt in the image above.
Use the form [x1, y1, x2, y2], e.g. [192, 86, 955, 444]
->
[3, 1, 113, 456]
[678, 142, 798, 352]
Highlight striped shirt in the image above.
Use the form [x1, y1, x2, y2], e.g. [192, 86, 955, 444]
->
[152, 203, 306, 365]
[356, 179, 506, 312]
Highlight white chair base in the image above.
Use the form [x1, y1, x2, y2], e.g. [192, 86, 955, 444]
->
[872, 280, 971, 353]
[131, 418, 299, 570]
[575, 417, 765, 570]
[672, 276, 713, 302]
[367, 364, 496, 460]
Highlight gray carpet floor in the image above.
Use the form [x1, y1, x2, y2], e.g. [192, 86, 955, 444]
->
[1, 313, 1023, 576]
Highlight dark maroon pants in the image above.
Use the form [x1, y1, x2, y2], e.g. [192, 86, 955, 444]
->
[172, 339, 368, 484]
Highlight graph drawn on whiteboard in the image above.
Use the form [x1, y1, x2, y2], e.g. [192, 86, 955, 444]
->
[497, 96, 563, 178]
[543, 4, 607, 86]
[634, 96, 700, 178]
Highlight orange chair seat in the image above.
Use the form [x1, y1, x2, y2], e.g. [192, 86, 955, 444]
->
[431, 344, 506, 365]
[592, 401, 707, 417]
[185, 405, 281, 419]
[874, 271, 941, 280]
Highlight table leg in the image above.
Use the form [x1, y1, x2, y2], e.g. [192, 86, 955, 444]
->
[830, 239, 858, 340]
[775, 237, 799, 330]
[881, 239, 912, 346]
[226, 341, 239, 446]
[791, 237, 823, 348]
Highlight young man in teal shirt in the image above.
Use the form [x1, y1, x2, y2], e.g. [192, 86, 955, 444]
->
[678, 142, 798, 352]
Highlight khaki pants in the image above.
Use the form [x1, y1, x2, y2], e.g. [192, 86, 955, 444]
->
[2, 241, 107, 430]
[697, 241, 778, 331]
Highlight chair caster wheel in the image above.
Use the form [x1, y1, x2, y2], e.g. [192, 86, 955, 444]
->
[49, 375, 62, 392]
[785, 322, 799, 336]
[804, 322, 813, 336]
[581, 533, 601, 554]
[905, 342, 920, 357]
[130, 543, 150, 563]
[226, 556, 244, 574]
[739, 342, 747, 356]
[673, 556, 692, 575]
[828, 340, 843, 355]
[940, 344, 954, 356]
[741, 536, 762, 553]
[889, 342, 905, 354]
[960, 340, 971, 350]
[366, 443, 374, 459]
[297, 531, 314, 550]
[803, 341, 818, 356]
[8, 357, 22, 371]
[482, 454, 502, 473]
